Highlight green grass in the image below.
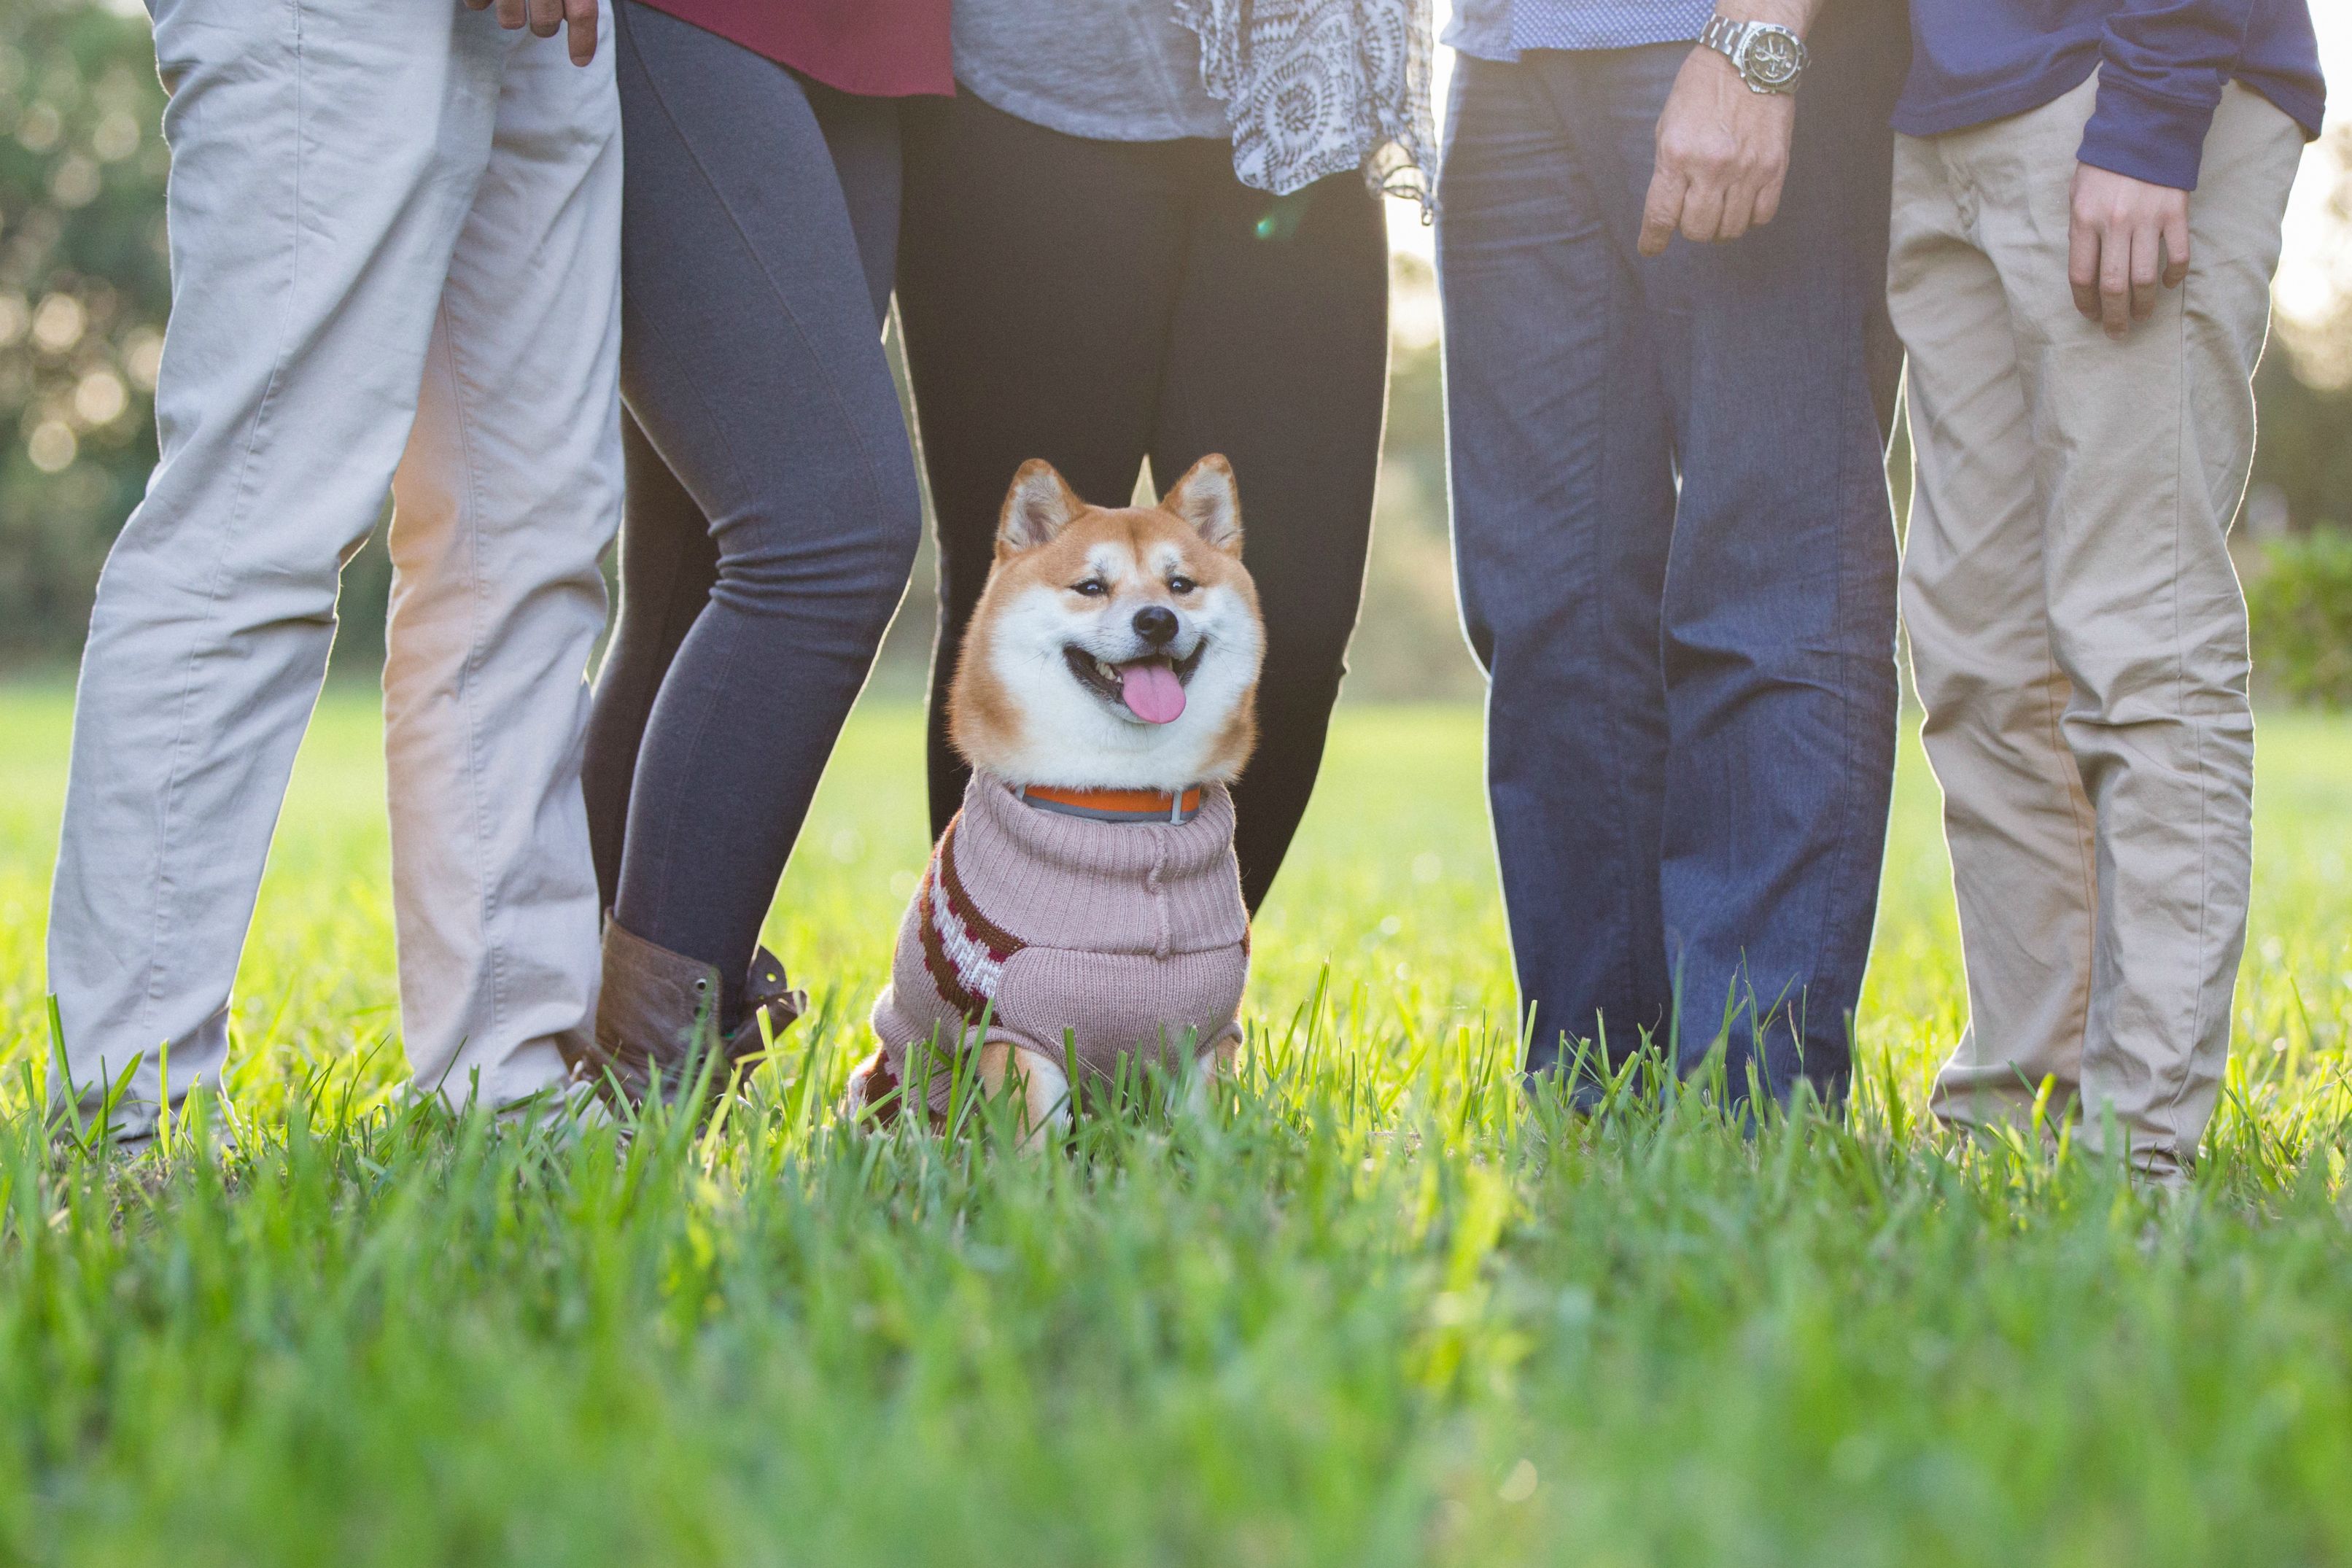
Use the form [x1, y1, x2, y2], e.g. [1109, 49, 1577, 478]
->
[4, 684, 2352, 1566]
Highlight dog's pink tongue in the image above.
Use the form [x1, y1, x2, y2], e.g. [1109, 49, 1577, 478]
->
[1120, 661, 1187, 724]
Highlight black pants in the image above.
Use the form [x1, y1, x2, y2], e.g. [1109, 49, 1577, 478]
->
[583, 3, 922, 1021]
[896, 91, 1390, 912]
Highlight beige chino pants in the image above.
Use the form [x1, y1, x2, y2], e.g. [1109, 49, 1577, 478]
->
[46, 1, 623, 1135]
[1890, 76, 2302, 1176]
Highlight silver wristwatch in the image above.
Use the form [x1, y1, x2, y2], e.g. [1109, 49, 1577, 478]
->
[1699, 15, 1809, 95]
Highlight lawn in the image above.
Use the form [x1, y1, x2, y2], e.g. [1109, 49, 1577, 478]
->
[3, 683, 2351, 1566]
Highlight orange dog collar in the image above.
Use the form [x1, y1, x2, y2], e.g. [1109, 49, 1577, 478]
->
[1017, 783, 1203, 824]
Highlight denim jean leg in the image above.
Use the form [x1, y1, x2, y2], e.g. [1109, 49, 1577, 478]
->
[1533, 19, 1904, 1105]
[1438, 55, 1679, 1089]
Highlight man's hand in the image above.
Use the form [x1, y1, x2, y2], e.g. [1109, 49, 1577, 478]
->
[1637, 2, 1818, 257]
[2068, 163, 2190, 341]
[465, 0, 600, 66]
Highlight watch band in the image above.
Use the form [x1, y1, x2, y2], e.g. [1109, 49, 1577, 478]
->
[1699, 14, 1809, 96]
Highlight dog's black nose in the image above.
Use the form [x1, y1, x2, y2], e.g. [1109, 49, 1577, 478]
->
[1133, 605, 1179, 646]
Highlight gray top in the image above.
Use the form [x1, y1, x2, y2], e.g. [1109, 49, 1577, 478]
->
[954, 0, 1229, 143]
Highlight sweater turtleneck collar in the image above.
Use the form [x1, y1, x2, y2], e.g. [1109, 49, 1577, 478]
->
[966, 771, 1237, 883]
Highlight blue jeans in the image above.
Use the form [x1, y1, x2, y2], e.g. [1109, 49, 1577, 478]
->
[1436, 15, 1907, 1104]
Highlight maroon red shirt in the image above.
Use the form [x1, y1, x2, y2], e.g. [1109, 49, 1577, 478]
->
[636, 0, 953, 98]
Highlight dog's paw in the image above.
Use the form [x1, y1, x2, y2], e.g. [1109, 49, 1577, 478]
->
[979, 1041, 1070, 1151]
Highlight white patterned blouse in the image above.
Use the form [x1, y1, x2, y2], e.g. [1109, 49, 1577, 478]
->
[954, 0, 1435, 209]
[1173, 0, 1437, 209]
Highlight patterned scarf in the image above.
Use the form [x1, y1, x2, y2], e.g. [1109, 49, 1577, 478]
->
[1173, 0, 1437, 213]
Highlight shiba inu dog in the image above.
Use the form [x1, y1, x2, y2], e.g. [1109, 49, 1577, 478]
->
[847, 454, 1265, 1143]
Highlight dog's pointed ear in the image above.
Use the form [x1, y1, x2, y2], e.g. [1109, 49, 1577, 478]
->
[998, 459, 1085, 554]
[1160, 454, 1242, 556]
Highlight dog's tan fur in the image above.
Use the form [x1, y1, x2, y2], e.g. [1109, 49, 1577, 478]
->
[939, 455, 1263, 1143]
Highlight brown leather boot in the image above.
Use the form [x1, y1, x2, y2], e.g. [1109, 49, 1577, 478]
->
[569, 918, 807, 1113]
[733, 946, 808, 1064]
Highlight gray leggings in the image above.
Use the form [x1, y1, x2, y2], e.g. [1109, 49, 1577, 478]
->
[583, 1, 922, 1021]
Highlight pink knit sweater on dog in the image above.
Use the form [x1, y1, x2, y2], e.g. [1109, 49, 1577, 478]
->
[871, 772, 1250, 1114]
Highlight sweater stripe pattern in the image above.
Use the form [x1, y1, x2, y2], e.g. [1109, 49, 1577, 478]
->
[916, 818, 1024, 1019]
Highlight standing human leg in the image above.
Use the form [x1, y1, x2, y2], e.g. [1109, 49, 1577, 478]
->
[1545, 8, 1906, 1104]
[583, 40, 904, 923]
[584, 3, 921, 1034]
[1436, 54, 1677, 1083]
[45, 1, 513, 1132]
[1967, 81, 2303, 1174]
[583, 415, 717, 913]
[896, 94, 1187, 841]
[803, 76, 905, 325]
[1152, 164, 1389, 910]
[1892, 128, 2100, 1137]
[384, 28, 625, 1108]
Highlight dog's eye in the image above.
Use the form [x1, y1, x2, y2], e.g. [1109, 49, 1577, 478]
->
[1168, 575, 1196, 595]
[1071, 579, 1108, 597]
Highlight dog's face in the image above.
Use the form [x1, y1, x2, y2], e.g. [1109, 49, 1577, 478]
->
[948, 455, 1262, 791]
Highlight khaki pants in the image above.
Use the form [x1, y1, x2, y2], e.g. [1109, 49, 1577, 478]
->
[1890, 76, 2302, 1176]
[47, 1, 622, 1135]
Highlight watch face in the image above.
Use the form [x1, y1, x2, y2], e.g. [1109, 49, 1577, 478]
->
[1746, 30, 1802, 86]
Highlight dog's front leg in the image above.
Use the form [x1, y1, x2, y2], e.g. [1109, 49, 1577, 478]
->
[977, 1040, 1070, 1151]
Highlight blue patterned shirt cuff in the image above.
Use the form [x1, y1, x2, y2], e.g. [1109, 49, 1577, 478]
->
[1507, 0, 1715, 53]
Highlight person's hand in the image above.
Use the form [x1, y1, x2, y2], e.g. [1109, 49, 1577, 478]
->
[1637, 36, 1797, 255]
[465, 0, 600, 66]
[2068, 163, 2190, 341]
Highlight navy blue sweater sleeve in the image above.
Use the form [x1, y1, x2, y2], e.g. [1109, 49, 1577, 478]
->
[2081, 0, 2257, 189]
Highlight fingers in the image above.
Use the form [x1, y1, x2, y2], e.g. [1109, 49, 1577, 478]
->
[566, 0, 599, 63]
[474, 0, 597, 60]
[1642, 131, 1772, 252]
[2162, 206, 2192, 290]
[2069, 165, 2193, 340]
[2097, 214, 2132, 338]
[1642, 155, 1774, 251]
[2129, 220, 2161, 322]
[1707, 100, 1792, 243]
[1639, 163, 1688, 257]
[2068, 208, 2103, 324]
[1680, 171, 1732, 246]
[1639, 50, 1796, 257]
[1713, 157, 1781, 241]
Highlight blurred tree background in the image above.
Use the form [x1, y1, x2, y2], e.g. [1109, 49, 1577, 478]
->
[2254, 125, 2352, 541]
[1, 1, 2345, 704]
[0, 0, 170, 667]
